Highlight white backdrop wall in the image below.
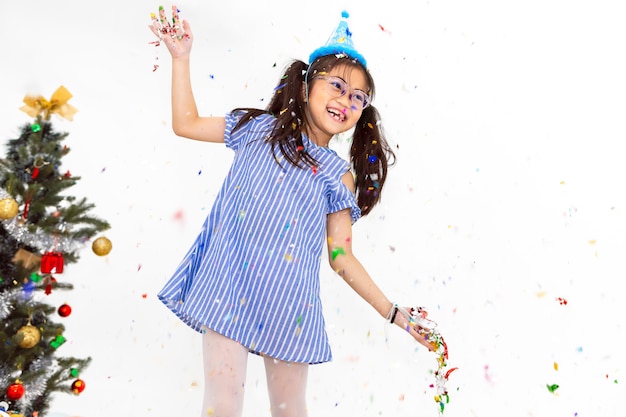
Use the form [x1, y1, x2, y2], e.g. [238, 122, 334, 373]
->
[1, 1, 624, 416]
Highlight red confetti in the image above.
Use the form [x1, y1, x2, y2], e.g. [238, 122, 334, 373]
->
[444, 367, 459, 379]
[557, 297, 568, 305]
[378, 24, 391, 34]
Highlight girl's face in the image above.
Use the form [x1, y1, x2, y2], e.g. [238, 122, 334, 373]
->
[304, 64, 370, 147]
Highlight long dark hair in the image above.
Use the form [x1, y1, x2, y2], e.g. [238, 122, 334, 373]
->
[232, 55, 395, 216]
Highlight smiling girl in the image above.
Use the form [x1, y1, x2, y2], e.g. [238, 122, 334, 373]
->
[149, 6, 432, 417]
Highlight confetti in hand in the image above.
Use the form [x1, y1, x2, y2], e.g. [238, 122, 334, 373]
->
[407, 307, 458, 414]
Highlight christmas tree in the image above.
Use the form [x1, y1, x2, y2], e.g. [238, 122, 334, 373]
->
[0, 86, 111, 416]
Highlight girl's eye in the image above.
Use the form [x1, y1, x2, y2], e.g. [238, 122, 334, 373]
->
[329, 80, 344, 91]
[352, 92, 366, 103]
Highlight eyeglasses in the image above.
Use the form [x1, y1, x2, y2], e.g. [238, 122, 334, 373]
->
[315, 76, 371, 111]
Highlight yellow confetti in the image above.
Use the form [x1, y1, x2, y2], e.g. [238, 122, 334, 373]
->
[553, 362, 559, 371]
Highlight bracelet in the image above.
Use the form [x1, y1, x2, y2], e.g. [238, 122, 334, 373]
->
[386, 303, 399, 324]
[390, 306, 399, 324]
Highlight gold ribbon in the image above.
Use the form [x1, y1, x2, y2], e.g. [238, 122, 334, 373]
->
[19, 85, 78, 121]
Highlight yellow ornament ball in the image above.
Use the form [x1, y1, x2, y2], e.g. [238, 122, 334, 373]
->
[0, 197, 19, 220]
[92, 236, 112, 256]
[17, 324, 41, 349]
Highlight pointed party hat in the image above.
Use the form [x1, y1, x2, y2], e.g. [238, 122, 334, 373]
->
[309, 11, 367, 68]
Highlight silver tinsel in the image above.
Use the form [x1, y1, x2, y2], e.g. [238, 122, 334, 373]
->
[1, 216, 86, 254]
[0, 287, 21, 321]
[1, 187, 87, 253]
[13, 355, 56, 415]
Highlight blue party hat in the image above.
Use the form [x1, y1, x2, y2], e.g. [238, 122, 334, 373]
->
[309, 11, 367, 68]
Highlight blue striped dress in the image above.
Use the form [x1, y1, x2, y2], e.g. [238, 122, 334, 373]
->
[158, 112, 361, 364]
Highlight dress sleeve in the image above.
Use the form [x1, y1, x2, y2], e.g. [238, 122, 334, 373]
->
[326, 163, 362, 224]
[224, 111, 274, 152]
[223, 111, 242, 151]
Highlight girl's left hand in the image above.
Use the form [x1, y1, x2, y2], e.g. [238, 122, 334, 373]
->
[392, 306, 436, 351]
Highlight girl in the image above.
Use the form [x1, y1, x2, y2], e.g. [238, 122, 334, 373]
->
[149, 6, 433, 417]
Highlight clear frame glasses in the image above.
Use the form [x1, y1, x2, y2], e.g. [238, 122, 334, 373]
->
[316, 76, 371, 111]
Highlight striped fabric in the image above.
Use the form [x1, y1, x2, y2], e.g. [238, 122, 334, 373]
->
[158, 112, 361, 364]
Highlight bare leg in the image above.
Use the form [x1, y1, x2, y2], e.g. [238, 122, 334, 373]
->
[264, 356, 309, 417]
[201, 328, 248, 417]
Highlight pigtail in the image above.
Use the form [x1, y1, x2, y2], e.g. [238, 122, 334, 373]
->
[350, 105, 396, 216]
[232, 60, 317, 168]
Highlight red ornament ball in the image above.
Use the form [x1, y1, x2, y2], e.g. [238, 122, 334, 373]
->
[58, 303, 72, 317]
[71, 379, 86, 394]
[6, 382, 25, 400]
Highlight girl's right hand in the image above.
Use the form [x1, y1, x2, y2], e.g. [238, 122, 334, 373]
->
[149, 5, 194, 59]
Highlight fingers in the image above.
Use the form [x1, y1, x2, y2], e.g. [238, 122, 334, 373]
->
[413, 329, 436, 351]
[149, 5, 180, 38]
[171, 5, 181, 35]
[400, 320, 435, 351]
[149, 7, 166, 39]
[181, 19, 193, 39]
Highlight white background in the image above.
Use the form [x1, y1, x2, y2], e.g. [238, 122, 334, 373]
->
[1, 0, 624, 416]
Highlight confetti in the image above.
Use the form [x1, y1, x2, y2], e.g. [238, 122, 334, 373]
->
[50, 335, 67, 349]
[546, 383, 559, 393]
[378, 24, 392, 34]
[331, 247, 345, 260]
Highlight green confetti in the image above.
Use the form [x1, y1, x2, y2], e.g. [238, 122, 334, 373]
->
[546, 383, 559, 393]
[331, 247, 345, 261]
[50, 335, 66, 349]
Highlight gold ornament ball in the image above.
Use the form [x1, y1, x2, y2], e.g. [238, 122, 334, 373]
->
[0, 197, 19, 220]
[17, 324, 41, 348]
[92, 236, 112, 256]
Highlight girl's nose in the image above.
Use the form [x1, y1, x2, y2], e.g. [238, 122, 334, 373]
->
[337, 92, 352, 110]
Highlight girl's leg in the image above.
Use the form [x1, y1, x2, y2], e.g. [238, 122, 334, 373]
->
[201, 328, 248, 417]
[263, 356, 309, 417]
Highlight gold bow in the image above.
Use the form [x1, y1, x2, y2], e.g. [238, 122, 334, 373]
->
[19, 85, 78, 121]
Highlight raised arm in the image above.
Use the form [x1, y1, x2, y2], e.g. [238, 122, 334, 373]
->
[326, 171, 434, 350]
[149, 6, 225, 142]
